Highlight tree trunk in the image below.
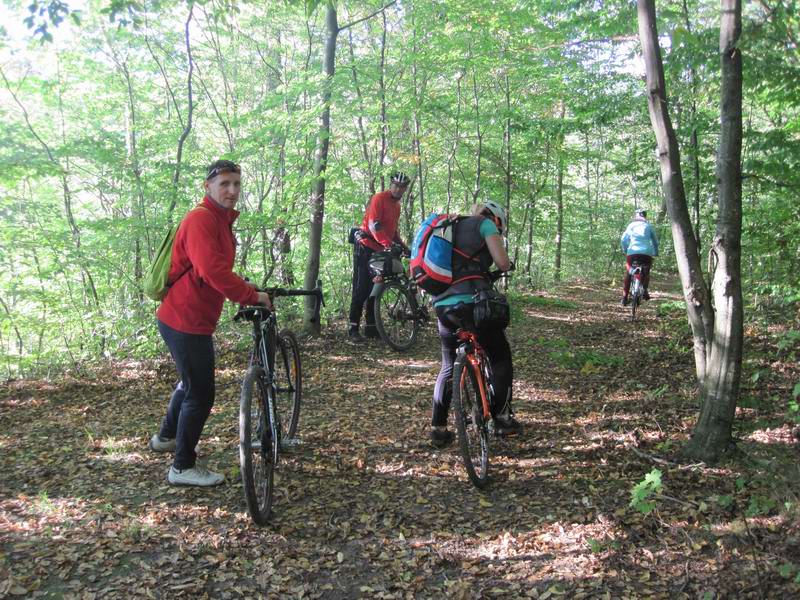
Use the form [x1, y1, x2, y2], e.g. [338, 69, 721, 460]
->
[684, 0, 744, 462]
[303, 3, 339, 333]
[637, 0, 714, 385]
[168, 6, 195, 217]
[554, 153, 564, 283]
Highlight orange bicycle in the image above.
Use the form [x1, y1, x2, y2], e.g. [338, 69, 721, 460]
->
[443, 270, 510, 488]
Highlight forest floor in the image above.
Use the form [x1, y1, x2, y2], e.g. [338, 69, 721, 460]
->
[2, 276, 800, 599]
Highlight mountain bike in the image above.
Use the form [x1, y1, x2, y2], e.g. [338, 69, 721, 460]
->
[629, 261, 645, 321]
[443, 270, 510, 489]
[369, 245, 430, 351]
[234, 281, 323, 525]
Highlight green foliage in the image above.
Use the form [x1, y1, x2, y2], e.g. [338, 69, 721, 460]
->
[746, 495, 777, 517]
[0, 0, 797, 377]
[548, 349, 624, 371]
[656, 300, 686, 317]
[630, 468, 663, 514]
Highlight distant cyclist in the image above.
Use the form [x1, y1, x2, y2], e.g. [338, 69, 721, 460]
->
[348, 171, 411, 342]
[620, 208, 659, 306]
[429, 201, 521, 448]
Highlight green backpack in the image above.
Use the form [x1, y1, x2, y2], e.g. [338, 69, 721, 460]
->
[142, 224, 182, 301]
[142, 206, 206, 301]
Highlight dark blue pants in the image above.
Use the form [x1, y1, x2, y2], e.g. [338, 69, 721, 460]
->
[432, 307, 513, 427]
[348, 243, 376, 331]
[157, 320, 215, 470]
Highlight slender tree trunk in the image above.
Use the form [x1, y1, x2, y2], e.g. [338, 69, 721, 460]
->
[681, 0, 703, 249]
[303, 4, 339, 333]
[447, 75, 463, 213]
[684, 0, 744, 462]
[412, 14, 425, 218]
[554, 103, 565, 283]
[471, 60, 482, 201]
[503, 71, 512, 229]
[168, 7, 195, 217]
[637, 0, 714, 385]
[554, 154, 564, 283]
[347, 28, 375, 195]
[379, 11, 388, 179]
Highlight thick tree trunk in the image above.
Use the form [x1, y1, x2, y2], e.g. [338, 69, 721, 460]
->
[637, 0, 714, 385]
[684, 0, 744, 462]
[303, 4, 338, 333]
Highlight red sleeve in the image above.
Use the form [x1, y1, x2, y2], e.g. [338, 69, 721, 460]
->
[184, 211, 259, 305]
[367, 194, 394, 248]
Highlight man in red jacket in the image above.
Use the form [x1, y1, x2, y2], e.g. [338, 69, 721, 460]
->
[149, 160, 271, 487]
[348, 171, 410, 342]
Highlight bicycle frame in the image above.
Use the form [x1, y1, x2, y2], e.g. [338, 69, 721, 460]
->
[456, 330, 492, 420]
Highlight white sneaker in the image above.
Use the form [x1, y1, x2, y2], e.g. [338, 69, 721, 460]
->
[149, 434, 176, 452]
[167, 465, 225, 487]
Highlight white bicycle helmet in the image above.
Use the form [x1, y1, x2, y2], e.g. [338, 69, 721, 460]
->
[479, 200, 507, 235]
[390, 171, 411, 185]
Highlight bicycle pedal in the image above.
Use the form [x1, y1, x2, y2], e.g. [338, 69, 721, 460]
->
[280, 438, 302, 451]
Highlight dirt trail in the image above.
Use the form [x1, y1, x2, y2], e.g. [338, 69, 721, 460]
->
[2, 278, 798, 598]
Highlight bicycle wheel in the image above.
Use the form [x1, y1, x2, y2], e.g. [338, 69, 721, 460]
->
[274, 330, 302, 439]
[239, 366, 276, 525]
[452, 353, 490, 488]
[630, 280, 641, 321]
[374, 281, 419, 352]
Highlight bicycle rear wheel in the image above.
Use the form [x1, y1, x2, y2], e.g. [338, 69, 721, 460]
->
[631, 280, 641, 321]
[274, 330, 302, 439]
[452, 353, 490, 488]
[375, 281, 419, 352]
[239, 366, 276, 525]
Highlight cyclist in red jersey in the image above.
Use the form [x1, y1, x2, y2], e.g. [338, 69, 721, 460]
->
[347, 171, 410, 342]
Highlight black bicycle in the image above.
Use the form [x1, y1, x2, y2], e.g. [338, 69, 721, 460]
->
[234, 281, 323, 525]
[369, 245, 430, 351]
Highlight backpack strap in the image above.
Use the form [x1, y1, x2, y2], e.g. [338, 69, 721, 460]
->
[450, 216, 488, 281]
[167, 205, 211, 289]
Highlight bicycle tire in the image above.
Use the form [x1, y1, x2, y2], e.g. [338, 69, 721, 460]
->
[275, 330, 302, 439]
[374, 281, 419, 352]
[239, 366, 275, 525]
[631, 280, 641, 321]
[452, 353, 490, 488]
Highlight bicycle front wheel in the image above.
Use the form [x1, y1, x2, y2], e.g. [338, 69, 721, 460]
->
[452, 354, 490, 488]
[239, 366, 276, 525]
[275, 330, 302, 439]
[375, 281, 419, 352]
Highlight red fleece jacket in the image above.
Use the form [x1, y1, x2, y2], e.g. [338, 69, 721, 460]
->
[157, 196, 259, 334]
[359, 190, 403, 251]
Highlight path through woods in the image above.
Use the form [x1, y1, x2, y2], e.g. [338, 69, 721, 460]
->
[2, 276, 799, 598]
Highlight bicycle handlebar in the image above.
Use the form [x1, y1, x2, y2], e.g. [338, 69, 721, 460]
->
[234, 279, 325, 324]
[488, 261, 515, 282]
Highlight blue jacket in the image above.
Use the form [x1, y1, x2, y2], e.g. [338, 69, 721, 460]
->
[621, 218, 659, 257]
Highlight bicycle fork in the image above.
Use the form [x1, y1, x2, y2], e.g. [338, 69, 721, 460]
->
[467, 354, 492, 420]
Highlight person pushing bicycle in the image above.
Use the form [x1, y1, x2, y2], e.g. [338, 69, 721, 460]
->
[620, 208, 659, 306]
[149, 160, 271, 487]
[429, 201, 521, 448]
[348, 171, 411, 343]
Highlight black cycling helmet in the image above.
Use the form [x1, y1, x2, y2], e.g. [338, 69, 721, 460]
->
[635, 208, 647, 219]
[390, 171, 411, 186]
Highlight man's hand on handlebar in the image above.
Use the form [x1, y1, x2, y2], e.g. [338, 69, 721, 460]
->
[390, 242, 411, 258]
[255, 291, 273, 310]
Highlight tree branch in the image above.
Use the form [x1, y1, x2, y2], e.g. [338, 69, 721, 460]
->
[339, 0, 398, 31]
